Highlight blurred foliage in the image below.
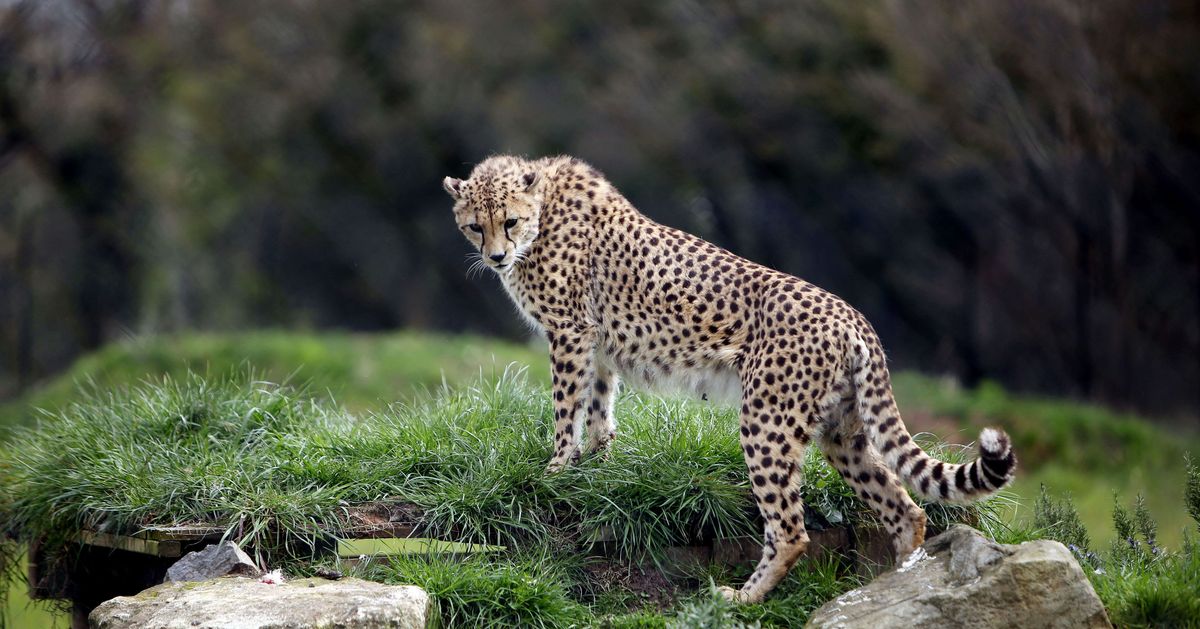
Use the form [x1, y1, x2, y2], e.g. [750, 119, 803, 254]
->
[1, 0, 1199, 419]
[1189, 456, 1200, 532]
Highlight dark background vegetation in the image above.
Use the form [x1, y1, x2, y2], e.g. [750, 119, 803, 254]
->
[2, 0, 1199, 419]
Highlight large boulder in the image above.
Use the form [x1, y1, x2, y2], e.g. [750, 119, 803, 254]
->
[806, 525, 1111, 629]
[89, 576, 430, 629]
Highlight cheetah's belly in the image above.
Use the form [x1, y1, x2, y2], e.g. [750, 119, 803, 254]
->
[599, 348, 742, 404]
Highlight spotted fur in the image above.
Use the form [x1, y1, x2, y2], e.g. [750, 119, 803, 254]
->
[444, 155, 1017, 603]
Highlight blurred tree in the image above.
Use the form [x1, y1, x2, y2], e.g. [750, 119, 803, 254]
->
[0, 0, 1196, 418]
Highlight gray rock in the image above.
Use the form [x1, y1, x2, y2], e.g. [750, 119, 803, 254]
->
[166, 541, 259, 582]
[90, 576, 429, 629]
[806, 525, 1111, 629]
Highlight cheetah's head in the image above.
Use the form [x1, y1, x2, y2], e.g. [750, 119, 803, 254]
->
[443, 155, 543, 274]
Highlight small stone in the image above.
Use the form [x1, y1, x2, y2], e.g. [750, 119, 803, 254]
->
[806, 525, 1111, 629]
[166, 542, 259, 582]
[315, 566, 344, 580]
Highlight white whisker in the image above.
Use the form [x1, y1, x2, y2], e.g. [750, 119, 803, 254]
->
[464, 252, 491, 279]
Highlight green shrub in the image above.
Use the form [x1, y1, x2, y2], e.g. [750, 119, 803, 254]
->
[1025, 469, 1200, 627]
[669, 585, 757, 629]
[1090, 475, 1200, 627]
[1033, 485, 1091, 556]
[1109, 493, 1164, 570]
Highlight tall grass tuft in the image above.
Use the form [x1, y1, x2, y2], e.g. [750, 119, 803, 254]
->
[1187, 455, 1199, 532]
[362, 553, 589, 629]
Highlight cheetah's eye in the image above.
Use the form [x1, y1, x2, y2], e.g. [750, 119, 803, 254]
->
[504, 218, 518, 229]
[466, 224, 482, 233]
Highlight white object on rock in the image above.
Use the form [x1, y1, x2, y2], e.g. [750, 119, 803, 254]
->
[259, 568, 285, 585]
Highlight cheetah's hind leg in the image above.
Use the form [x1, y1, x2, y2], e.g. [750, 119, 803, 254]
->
[821, 422, 926, 559]
[721, 372, 814, 603]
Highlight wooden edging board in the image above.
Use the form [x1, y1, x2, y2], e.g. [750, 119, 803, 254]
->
[337, 537, 506, 557]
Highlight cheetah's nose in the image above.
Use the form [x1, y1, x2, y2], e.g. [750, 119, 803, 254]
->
[489, 253, 506, 262]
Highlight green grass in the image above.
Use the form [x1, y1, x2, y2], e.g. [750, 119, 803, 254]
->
[5, 333, 1190, 546]
[0, 331, 1197, 627]
[363, 553, 591, 628]
[0, 330, 548, 429]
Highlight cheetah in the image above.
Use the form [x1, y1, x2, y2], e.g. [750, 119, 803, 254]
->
[443, 154, 1017, 603]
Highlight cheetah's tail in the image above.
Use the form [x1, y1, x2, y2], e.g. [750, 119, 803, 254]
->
[851, 340, 1017, 504]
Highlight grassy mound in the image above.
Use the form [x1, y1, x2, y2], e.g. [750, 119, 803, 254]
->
[1, 331, 1196, 626]
[3, 331, 1195, 547]
[0, 369, 999, 627]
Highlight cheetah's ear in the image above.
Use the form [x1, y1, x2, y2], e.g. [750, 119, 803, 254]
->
[442, 177, 465, 200]
[522, 171, 538, 191]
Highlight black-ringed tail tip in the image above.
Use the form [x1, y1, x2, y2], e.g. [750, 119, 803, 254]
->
[978, 427, 1018, 489]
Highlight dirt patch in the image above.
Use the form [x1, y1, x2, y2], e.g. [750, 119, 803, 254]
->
[582, 557, 681, 612]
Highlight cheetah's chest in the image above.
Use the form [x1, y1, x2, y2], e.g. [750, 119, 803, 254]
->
[497, 270, 547, 334]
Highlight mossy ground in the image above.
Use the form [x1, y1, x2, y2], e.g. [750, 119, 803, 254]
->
[0, 332, 1196, 627]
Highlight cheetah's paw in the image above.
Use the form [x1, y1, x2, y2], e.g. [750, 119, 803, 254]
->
[544, 450, 580, 474]
[716, 586, 750, 604]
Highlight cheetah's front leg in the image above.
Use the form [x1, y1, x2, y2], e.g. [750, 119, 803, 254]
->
[545, 327, 597, 473]
[584, 363, 618, 456]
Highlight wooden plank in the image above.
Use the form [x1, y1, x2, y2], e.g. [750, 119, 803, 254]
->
[126, 522, 408, 542]
[336, 537, 505, 557]
[133, 525, 225, 542]
[78, 531, 182, 557]
[711, 536, 761, 567]
[853, 525, 896, 576]
[334, 523, 416, 540]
